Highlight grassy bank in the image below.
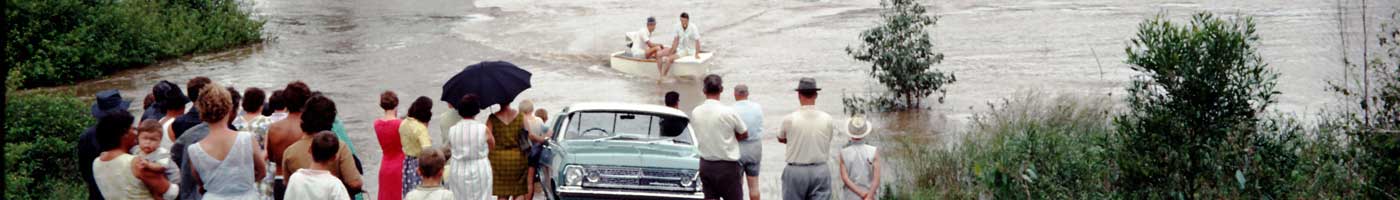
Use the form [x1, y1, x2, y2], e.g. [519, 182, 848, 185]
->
[882, 93, 1375, 199]
[5, 0, 263, 89]
[882, 93, 1117, 199]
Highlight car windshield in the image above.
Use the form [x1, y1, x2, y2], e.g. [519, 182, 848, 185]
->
[563, 111, 693, 144]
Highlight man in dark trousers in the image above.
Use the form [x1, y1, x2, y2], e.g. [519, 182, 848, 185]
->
[690, 74, 750, 200]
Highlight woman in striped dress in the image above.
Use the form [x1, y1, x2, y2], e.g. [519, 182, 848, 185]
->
[446, 94, 494, 200]
[487, 100, 528, 199]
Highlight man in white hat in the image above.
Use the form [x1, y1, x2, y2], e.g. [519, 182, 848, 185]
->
[839, 116, 880, 200]
[779, 77, 839, 200]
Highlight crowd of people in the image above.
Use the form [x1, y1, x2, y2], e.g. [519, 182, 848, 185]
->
[75, 76, 555, 200]
[75, 74, 882, 200]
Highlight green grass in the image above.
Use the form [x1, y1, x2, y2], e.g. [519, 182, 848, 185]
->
[883, 93, 1116, 199]
[882, 93, 1376, 199]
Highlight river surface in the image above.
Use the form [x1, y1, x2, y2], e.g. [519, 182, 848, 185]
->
[64, 0, 1395, 199]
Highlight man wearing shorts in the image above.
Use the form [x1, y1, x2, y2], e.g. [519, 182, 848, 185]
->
[732, 84, 765, 200]
[629, 17, 665, 59]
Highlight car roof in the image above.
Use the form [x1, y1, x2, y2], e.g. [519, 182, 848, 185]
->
[562, 102, 689, 118]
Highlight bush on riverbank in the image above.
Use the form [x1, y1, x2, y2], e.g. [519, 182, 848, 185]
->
[4, 0, 263, 89]
[883, 11, 1375, 199]
[1112, 12, 1296, 198]
[5, 92, 95, 199]
[1322, 9, 1400, 198]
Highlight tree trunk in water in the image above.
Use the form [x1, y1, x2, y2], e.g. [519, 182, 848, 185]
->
[905, 92, 914, 109]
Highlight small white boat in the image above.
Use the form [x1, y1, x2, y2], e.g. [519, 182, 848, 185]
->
[609, 51, 715, 79]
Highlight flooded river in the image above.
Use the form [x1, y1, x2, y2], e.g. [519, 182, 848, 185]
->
[64, 0, 1395, 199]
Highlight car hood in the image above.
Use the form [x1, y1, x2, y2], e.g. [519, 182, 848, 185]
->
[559, 139, 699, 170]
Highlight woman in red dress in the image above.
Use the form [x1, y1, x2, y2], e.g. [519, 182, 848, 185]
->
[375, 91, 406, 200]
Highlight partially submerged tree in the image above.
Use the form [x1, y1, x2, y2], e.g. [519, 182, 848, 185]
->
[846, 0, 955, 110]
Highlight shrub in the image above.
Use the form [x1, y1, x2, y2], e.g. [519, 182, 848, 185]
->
[4, 0, 263, 88]
[5, 92, 95, 199]
[845, 0, 956, 111]
[1113, 12, 1301, 198]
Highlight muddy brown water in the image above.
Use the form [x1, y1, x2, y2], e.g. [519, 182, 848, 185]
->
[55, 0, 1396, 199]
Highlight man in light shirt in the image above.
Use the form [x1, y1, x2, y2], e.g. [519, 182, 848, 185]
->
[691, 74, 749, 200]
[657, 12, 702, 78]
[629, 17, 665, 58]
[779, 77, 838, 200]
[732, 84, 765, 200]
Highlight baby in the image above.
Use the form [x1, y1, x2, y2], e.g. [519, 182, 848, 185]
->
[132, 120, 180, 199]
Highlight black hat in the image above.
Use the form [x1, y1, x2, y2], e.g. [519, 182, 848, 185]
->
[91, 89, 132, 119]
[795, 77, 821, 91]
[154, 81, 189, 109]
[647, 17, 656, 24]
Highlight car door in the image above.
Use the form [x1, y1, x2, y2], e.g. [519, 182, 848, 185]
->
[539, 112, 572, 200]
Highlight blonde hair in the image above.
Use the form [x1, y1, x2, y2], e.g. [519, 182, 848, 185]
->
[197, 83, 233, 123]
[518, 99, 535, 114]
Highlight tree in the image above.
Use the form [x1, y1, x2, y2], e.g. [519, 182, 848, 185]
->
[1113, 12, 1290, 198]
[846, 0, 955, 109]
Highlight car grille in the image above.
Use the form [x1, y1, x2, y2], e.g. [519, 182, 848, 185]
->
[584, 166, 696, 192]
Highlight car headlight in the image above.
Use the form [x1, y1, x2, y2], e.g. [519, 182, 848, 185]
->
[565, 165, 585, 186]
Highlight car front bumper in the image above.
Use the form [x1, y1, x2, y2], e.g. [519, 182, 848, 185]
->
[556, 186, 704, 200]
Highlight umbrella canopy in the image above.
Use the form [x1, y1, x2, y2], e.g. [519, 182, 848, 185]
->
[441, 61, 533, 108]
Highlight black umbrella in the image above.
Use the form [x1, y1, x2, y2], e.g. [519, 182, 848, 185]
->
[441, 61, 533, 107]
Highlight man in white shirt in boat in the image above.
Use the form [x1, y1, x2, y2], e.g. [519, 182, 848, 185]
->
[631, 17, 666, 59]
[657, 12, 701, 78]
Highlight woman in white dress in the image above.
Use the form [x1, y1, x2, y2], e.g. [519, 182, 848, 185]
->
[187, 84, 268, 200]
[153, 81, 188, 151]
[445, 94, 495, 200]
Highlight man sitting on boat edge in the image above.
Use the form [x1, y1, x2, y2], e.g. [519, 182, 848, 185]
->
[629, 17, 666, 59]
[657, 12, 702, 78]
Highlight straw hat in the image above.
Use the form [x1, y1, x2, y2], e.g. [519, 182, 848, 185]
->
[846, 115, 872, 139]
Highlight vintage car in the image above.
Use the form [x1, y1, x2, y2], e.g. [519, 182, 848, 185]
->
[537, 102, 703, 200]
